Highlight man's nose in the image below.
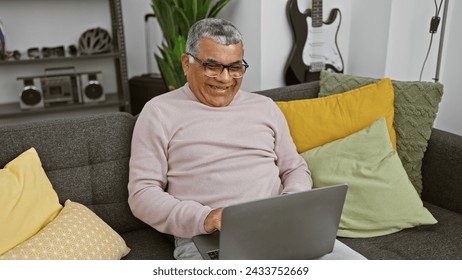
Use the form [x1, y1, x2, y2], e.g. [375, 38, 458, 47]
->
[215, 67, 232, 81]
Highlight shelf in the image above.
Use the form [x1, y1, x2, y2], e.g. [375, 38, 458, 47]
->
[0, 93, 120, 118]
[0, 0, 131, 118]
[0, 52, 121, 66]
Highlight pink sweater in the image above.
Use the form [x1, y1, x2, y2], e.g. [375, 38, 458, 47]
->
[128, 84, 312, 238]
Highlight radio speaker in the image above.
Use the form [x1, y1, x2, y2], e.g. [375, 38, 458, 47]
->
[80, 72, 105, 103]
[18, 77, 44, 110]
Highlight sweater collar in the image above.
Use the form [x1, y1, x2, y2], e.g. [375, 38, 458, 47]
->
[182, 83, 242, 107]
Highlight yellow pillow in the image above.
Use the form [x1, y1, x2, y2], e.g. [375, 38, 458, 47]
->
[276, 78, 396, 153]
[0, 148, 62, 255]
[0, 200, 131, 260]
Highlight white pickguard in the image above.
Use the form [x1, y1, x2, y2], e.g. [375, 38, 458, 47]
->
[303, 13, 343, 72]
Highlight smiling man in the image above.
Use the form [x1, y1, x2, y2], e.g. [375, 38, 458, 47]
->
[128, 18, 312, 260]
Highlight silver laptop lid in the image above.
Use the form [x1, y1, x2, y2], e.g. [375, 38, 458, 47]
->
[219, 184, 348, 260]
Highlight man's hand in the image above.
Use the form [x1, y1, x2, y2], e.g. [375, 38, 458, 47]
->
[204, 208, 222, 233]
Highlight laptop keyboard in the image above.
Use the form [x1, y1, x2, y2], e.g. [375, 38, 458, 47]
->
[207, 249, 220, 260]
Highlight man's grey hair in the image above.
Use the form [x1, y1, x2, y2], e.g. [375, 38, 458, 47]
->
[185, 18, 244, 58]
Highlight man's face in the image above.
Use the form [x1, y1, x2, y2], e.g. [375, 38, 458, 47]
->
[181, 37, 244, 107]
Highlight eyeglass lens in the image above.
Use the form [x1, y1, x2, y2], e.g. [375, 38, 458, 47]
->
[187, 53, 248, 78]
[204, 64, 247, 78]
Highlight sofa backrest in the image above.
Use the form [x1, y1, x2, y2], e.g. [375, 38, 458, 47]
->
[254, 81, 320, 101]
[0, 112, 147, 234]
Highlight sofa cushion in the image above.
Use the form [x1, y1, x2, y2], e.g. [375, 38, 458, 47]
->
[121, 229, 175, 260]
[0, 200, 130, 260]
[319, 71, 443, 195]
[0, 147, 62, 255]
[339, 203, 462, 259]
[300, 118, 437, 238]
[276, 78, 396, 153]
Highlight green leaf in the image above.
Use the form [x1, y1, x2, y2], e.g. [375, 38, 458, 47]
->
[198, 0, 212, 18]
[208, 0, 230, 17]
[173, 7, 191, 36]
[191, 0, 198, 22]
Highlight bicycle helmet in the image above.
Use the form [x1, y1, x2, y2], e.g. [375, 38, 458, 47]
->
[78, 27, 112, 55]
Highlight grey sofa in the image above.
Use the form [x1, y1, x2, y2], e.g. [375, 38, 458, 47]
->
[1, 81, 461, 260]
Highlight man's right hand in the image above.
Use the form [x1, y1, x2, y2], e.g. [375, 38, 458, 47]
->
[204, 208, 223, 233]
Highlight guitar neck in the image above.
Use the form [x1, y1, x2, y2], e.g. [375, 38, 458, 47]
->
[312, 0, 323, 27]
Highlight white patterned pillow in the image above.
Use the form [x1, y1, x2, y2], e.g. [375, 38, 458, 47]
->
[0, 200, 130, 260]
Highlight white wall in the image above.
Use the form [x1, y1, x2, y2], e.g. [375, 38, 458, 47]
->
[260, 1, 288, 90]
[1, 0, 460, 135]
[347, 0, 392, 78]
[343, 0, 461, 135]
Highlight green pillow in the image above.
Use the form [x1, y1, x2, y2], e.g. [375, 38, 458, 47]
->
[300, 118, 437, 238]
[319, 71, 443, 196]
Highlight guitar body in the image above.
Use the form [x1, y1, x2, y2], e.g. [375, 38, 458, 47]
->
[303, 8, 343, 82]
[285, 0, 309, 86]
[285, 0, 344, 85]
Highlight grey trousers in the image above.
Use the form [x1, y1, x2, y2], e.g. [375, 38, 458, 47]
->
[173, 236, 367, 260]
[174, 236, 203, 260]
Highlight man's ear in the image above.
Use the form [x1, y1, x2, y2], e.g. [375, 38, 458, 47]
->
[181, 53, 190, 75]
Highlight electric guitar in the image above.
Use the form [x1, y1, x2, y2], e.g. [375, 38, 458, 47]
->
[285, 0, 344, 85]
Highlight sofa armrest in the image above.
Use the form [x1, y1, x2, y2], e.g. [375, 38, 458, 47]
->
[421, 128, 462, 214]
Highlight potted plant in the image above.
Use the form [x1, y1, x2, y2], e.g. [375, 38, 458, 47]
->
[151, 0, 230, 91]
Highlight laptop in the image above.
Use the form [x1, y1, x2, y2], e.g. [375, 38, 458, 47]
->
[192, 184, 348, 260]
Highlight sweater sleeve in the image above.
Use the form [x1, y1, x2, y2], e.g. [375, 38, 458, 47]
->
[271, 101, 313, 193]
[127, 103, 212, 238]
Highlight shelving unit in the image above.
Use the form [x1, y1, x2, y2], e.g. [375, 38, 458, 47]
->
[0, 52, 121, 66]
[0, 0, 131, 123]
[0, 91, 118, 115]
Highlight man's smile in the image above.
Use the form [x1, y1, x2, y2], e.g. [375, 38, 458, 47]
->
[209, 84, 231, 93]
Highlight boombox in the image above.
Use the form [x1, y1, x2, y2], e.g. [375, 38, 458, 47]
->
[17, 69, 105, 110]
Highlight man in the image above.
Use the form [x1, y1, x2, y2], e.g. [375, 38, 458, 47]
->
[128, 18, 312, 260]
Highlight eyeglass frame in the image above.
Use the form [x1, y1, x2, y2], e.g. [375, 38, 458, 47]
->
[186, 52, 249, 78]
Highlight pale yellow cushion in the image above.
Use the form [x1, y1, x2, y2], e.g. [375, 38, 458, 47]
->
[0, 148, 62, 255]
[276, 78, 396, 153]
[0, 200, 130, 260]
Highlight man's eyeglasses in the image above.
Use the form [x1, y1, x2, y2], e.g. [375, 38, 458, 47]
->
[187, 52, 249, 79]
